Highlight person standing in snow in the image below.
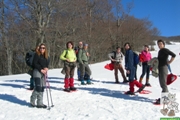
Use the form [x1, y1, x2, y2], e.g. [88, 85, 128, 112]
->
[154, 40, 176, 104]
[78, 43, 92, 85]
[27, 45, 39, 90]
[139, 45, 152, 86]
[60, 41, 77, 92]
[108, 46, 128, 83]
[74, 41, 83, 81]
[30, 43, 49, 108]
[124, 42, 145, 95]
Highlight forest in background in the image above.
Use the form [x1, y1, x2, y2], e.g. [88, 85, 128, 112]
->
[0, 0, 168, 75]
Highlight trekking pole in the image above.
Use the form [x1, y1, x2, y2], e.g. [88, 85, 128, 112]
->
[46, 74, 54, 107]
[45, 74, 50, 110]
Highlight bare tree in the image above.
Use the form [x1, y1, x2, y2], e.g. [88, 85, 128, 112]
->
[0, 0, 13, 74]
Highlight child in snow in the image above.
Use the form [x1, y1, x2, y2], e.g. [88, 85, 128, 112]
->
[124, 42, 145, 95]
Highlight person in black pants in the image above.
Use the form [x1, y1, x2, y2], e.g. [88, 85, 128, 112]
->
[139, 45, 152, 86]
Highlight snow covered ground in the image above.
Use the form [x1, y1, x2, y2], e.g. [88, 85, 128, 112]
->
[0, 42, 180, 120]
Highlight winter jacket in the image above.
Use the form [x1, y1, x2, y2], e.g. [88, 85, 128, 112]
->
[140, 50, 152, 62]
[125, 49, 134, 70]
[78, 49, 89, 64]
[32, 53, 49, 72]
[108, 51, 124, 63]
[158, 48, 176, 67]
[60, 49, 77, 62]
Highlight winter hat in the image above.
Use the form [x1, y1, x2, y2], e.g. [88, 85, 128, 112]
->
[83, 43, 88, 46]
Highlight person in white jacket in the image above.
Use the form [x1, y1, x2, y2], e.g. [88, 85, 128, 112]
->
[108, 47, 128, 83]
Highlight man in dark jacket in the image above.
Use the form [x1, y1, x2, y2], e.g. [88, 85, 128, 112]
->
[154, 39, 176, 104]
[124, 42, 145, 95]
[78, 43, 92, 85]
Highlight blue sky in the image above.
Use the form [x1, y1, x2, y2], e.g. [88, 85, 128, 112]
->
[122, 0, 180, 37]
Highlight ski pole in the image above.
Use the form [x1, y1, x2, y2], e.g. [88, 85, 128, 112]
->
[45, 74, 50, 110]
[46, 74, 54, 107]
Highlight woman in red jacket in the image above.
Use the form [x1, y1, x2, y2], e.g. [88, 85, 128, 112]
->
[139, 45, 152, 86]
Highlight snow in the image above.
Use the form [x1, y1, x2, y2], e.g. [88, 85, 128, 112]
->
[0, 43, 180, 120]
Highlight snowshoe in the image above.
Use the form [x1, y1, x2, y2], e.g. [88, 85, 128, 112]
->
[145, 83, 151, 87]
[124, 91, 135, 95]
[153, 98, 161, 105]
[63, 88, 71, 92]
[70, 87, 77, 91]
[136, 85, 146, 93]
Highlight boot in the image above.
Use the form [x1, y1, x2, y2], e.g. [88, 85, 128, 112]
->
[160, 108, 168, 116]
[64, 88, 71, 92]
[64, 78, 69, 89]
[30, 90, 37, 107]
[134, 80, 143, 88]
[70, 87, 77, 91]
[139, 77, 143, 83]
[134, 80, 145, 93]
[69, 78, 74, 88]
[115, 80, 120, 83]
[36, 92, 46, 108]
[69, 78, 77, 91]
[129, 81, 135, 93]
[168, 110, 175, 116]
[87, 79, 93, 85]
[36, 104, 47, 108]
[125, 91, 135, 95]
[145, 78, 151, 87]
[122, 79, 129, 83]
[81, 80, 86, 85]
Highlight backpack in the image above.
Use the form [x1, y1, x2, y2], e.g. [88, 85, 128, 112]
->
[111, 51, 116, 64]
[133, 52, 139, 66]
[25, 51, 35, 67]
[75, 47, 83, 62]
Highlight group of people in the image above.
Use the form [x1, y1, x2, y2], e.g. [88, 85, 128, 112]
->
[28, 41, 92, 108]
[108, 43, 148, 95]
[28, 39, 176, 108]
[59, 41, 92, 92]
[108, 40, 176, 102]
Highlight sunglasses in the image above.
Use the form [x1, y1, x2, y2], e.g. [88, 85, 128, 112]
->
[40, 47, 45, 49]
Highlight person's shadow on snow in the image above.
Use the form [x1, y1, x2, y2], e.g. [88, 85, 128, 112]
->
[78, 87, 152, 103]
[0, 94, 29, 106]
[0, 83, 25, 89]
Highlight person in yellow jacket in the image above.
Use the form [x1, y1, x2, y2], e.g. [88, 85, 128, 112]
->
[60, 41, 77, 92]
